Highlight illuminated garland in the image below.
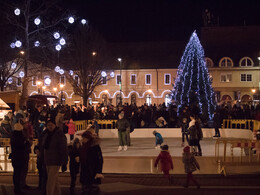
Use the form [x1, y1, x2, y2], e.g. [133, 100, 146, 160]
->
[172, 31, 216, 120]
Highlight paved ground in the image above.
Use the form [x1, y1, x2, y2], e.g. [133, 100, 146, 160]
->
[0, 173, 260, 195]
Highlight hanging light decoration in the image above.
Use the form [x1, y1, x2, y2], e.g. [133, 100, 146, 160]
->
[81, 19, 87, 25]
[53, 32, 60, 39]
[44, 77, 51, 85]
[11, 62, 17, 69]
[59, 38, 66, 45]
[34, 41, 40, 47]
[14, 8, 20, 16]
[110, 72, 115, 78]
[34, 17, 41, 25]
[69, 70, 74, 76]
[55, 44, 61, 51]
[55, 66, 60, 72]
[59, 69, 64, 75]
[19, 71, 25, 78]
[10, 43, 15, 48]
[8, 77, 13, 84]
[101, 71, 107, 77]
[68, 16, 75, 24]
[15, 40, 22, 48]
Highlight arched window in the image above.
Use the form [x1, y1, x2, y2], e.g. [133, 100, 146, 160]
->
[131, 94, 136, 105]
[116, 94, 121, 106]
[146, 94, 152, 106]
[241, 95, 252, 101]
[219, 57, 233, 67]
[239, 57, 254, 67]
[102, 94, 107, 106]
[221, 95, 232, 102]
[165, 94, 171, 107]
[205, 57, 214, 67]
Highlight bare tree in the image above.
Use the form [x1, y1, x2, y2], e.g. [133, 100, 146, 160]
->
[61, 24, 114, 106]
[2, 0, 69, 106]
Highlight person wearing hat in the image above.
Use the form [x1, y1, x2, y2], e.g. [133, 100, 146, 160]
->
[182, 146, 200, 189]
[10, 118, 31, 194]
[80, 131, 104, 195]
[42, 119, 68, 195]
[154, 144, 174, 183]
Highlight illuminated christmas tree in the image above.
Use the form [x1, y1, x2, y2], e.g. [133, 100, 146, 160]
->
[172, 31, 215, 121]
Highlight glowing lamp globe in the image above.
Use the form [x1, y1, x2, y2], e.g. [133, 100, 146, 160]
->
[11, 62, 17, 69]
[15, 40, 22, 48]
[101, 71, 107, 77]
[68, 17, 75, 24]
[55, 44, 61, 51]
[10, 43, 15, 48]
[55, 66, 60, 72]
[44, 78, 51, 85]
[59, 38, 66, 45]
[19, 71, 25, 78]
[14, 8, 20, 16]
[34, 18, 41, 25]
[81, 19, 87, 25]
[53, 32, 60, 39]
[69, 70, 74, 76]
[110, 72, 115, 78]
[8, 77, 13, 84]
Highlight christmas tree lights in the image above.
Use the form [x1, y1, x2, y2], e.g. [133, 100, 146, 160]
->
[172, 31, 215, 120]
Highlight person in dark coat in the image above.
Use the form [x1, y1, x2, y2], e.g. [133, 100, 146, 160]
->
[213, 110, 221, 137]
[0, 115, 12, 138]
[80, 131, 103, 195]
[178, 108, 190, 147]
[188, 114, 199, 155]
[10, 118, 31, 194]
[154, 145, 174, 183]
[115, 112, 130, 151]
[68, 138, 81, 195]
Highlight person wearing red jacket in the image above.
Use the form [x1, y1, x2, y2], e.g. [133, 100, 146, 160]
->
[66, 118, 76, 142]
[154, 144, 174, 183]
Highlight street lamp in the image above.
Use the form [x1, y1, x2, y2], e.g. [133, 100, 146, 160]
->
[37, 81, 42, 94]
[53, 87, 57, 96]
[118, 58, 122, 105]
[60, 84, 64, 104]
[42, 86, 46, 94]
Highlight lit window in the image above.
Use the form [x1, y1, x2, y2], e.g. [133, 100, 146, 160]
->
[146, 74, 151, 85]
[131, 74, 136, 85]
[219, 57, 233, 67]
[146, 94, 152, 106]
[239, 57, 254, 67]
[164, 74, 171, 85]
[220, 73, 232, 82]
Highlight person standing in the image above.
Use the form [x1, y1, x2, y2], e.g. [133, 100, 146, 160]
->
[10, 118, 31, 194]
[178, 108, 190, 147]
[80, 131, 104, 195]
[182, 146, 200, 188]
[42, 119, 68, 195]
[66, 118, 76, 142]
[213, 110, 221, 137]
[188, 114, 199, 155]
[116, 112, 130, 151]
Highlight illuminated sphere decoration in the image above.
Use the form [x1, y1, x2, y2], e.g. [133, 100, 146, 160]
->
[34, 17, 41, 25]
[15, 40, 22, 48]
[14, 8, 20, 16]
[19, 71, 25, 78]
[68, 17, 75, 24]
[8, 77, 13, 84]
[55, 44, 61, 51]
[11, 62, 17, 69]
[44, 77, 51, 85]
[55, 66, 60, 72]
[10, 43, 15, 48]
[110, 72, 115, 78]
[101, 71, 107, 77]
[81, 19, 87, 25]
[69, 70, 74, 76]
[59, 38, 66, 45]
[34, 41, 40, 47]
[59, 69, 64, 75]
[53, 32, 60, 39]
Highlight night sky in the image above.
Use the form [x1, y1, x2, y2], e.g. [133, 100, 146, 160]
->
[66, 0, 260, 42]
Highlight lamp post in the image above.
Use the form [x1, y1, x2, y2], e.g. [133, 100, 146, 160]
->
[36, 81, 42, 94]
[118, 58, 122, 105]
[42, 86, 46, 95]
[53, 87, 57, 96]
[60, 84, 64, 104]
